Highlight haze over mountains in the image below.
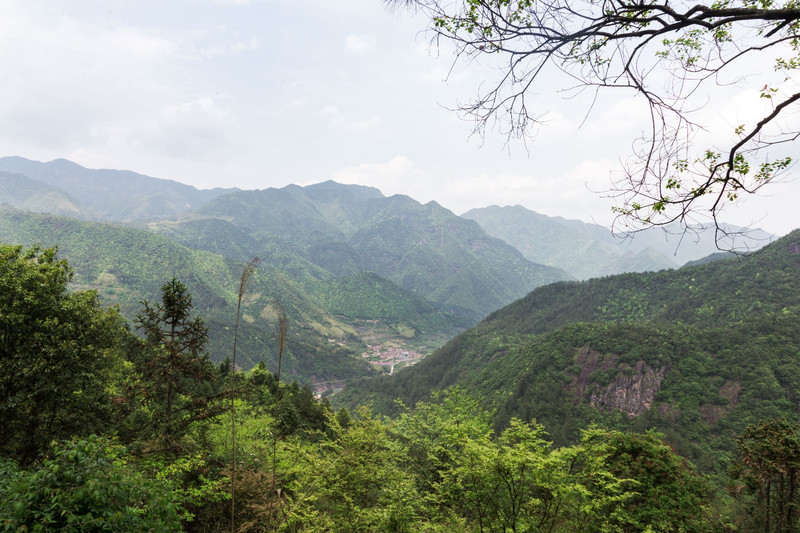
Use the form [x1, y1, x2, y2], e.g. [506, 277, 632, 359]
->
[0, 156, 780, 390]
[0, 156, 237, 221]
[463, 204, 775, 279]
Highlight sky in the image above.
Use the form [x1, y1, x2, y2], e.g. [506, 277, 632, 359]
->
[1, 0, 798, 236]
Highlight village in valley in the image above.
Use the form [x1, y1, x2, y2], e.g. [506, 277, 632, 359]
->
[361, 343, 425, 375]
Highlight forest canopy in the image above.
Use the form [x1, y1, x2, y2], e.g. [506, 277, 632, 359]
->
[2, 241, 800, 530]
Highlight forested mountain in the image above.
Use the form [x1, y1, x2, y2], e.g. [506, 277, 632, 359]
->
[0, 158, 572, 323]
[0, 171, 91, 219]
[0, 159, 570, 386]
[2, 158, 797, 530]
[0, 239, 733, 531]
[0, 206, 465, 384]
[463, 204, 774, 279]
[171, 181, 571, 320]
[0, 156, 237, 221]
[339, 228, 800, 480]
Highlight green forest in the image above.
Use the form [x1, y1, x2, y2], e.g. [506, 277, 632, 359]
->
[5, 0, 800, 526]
[0, 206, 473, 385]
[3, 240, 800, 532]
[338, 229, 800, 479]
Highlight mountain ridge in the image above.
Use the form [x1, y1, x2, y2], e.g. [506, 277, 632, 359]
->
[462, 204, 774, 279]
[0, 156, 238, 221]
[0, 206, 466, 385]
[337, 228, 800, 476]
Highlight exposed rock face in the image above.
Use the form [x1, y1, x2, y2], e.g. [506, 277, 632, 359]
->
[570, 345, 670, 418]
[699, 381, 741, 424]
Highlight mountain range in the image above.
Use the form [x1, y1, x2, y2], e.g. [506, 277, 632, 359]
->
[0, 156, 779, 394]
[0, 156, 236, 221]
[338, 228, 800, 477]
[463, 204, 774, 279]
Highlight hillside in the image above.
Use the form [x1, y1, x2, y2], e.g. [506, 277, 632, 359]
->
[338, 229, 800, 478]
[182, 182, 571, 320]
[0, 171, 91, 219]
[463, 204, 774, 279]
[0, 207, 467, 384]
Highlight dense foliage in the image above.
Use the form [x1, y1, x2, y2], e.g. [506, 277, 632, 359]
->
[0, 243, 129, 464]
[339, 230, 800, 484]
[0, 437, 182, 531]
[189, 181, 569, 320]
[3, 242, 799, 530]
[730, 419, 800, 532]
[0, 208, 378, 381]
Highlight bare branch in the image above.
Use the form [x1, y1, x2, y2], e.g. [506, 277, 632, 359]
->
[391, 0, 800, 243]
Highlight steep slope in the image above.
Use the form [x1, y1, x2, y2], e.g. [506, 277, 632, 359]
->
[0, 206, 376, 382]
[194, 185, 363, 276]
[0, 206, 467, 383]
[146, 212, 469, 355]
[0, 171, 91, 219]
[463, 204, 774, 278]
[0, 156, 237, 221]
[0, 159, 568, 322]
[193, 183, 571, 320]
[350, 196, 566, 318]
[339, 229, 800, 477]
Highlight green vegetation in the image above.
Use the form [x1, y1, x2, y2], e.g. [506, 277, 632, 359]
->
[463, 205, 773, 279]
[3, 241, 800, 530]
[133, 278, 219, 455]
[2, 159, 799, 530]
[0, 436, 183, 531]
[0, 165, 577, 386]
[463, 205, 676, 278]
[0, 207, 429, 383]
[339, 229, 800, 487]
[0, 244, 129, 464]
[730, 418, 800, 532]
[186, 181, 569, 320]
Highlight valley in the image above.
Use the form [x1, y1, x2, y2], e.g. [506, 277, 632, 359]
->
[1, 156, 796, 531]
[5, 0, 800, 528]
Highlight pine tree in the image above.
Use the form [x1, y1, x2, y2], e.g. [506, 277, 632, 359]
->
[134, 278, 215, 455]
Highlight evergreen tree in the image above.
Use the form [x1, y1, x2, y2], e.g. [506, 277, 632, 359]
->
[133, 278, 216, 454]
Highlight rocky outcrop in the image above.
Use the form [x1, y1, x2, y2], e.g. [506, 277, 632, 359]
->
[570, 345, 670, 418]
[699, 381, 741, 424]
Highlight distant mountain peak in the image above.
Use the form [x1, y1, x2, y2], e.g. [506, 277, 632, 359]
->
[463, 204, 774, 279]
[0, 156, 239, 222]
[305, 179, 382, 193]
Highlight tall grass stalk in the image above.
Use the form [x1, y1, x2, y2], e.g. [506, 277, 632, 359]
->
[231, 257, 259, 533]
[267, 303, 288, 531]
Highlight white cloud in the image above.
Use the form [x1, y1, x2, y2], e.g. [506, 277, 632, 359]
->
[1, 0, 795, 238]
[202, 0, 263, 4]
[287, 98, 307, 110]
[329, 155, 616, 227]
[345, 34, 376, 55]
[322, 106, 381, 133]
[196, 37, 262, 60]
[332, 156, 419, 187]
[437, 162, 615, 223]
[418, 66, 451, 85]
[135, 98, 235, 159]
[0, 3, 182, 151]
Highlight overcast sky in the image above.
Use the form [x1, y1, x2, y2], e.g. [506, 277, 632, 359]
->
[1, 0, 798, 236]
